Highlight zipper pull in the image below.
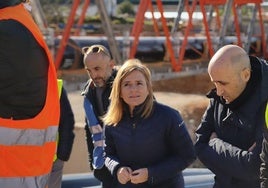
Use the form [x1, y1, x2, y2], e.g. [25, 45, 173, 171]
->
[133, 123, 136, 129]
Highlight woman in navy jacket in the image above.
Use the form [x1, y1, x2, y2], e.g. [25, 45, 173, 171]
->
[103, 59, 196, 188]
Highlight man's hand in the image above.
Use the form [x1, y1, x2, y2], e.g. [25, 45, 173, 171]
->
[210, 132, 218, 140]
[248, 142, 256, 152]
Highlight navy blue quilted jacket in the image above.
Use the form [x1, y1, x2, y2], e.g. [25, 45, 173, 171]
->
[105, 101, 196, 188]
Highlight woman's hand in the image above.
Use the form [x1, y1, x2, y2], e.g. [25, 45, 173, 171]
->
[117, 167, 132, 184]
[130, 168, 148, 184]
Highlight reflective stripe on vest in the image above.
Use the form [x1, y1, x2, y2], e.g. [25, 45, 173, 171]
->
[0, 3, 60, 187]
[0, 175, 50, 188]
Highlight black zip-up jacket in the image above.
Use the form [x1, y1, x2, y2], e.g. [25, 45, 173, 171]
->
[57, 87, 75, 161]
[195, 56, 268, 188]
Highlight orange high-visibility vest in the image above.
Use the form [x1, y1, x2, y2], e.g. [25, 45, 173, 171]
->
[0, 3, 60, 188]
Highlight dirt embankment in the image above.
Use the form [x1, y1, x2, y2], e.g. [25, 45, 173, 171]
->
[153, 73, 213, 94]
[153, 72, 214, 168]
[152, 72, 213, 134]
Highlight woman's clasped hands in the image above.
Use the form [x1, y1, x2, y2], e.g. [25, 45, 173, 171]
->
[117, 167, 148, 184]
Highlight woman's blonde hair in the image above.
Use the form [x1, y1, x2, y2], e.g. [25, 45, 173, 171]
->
[103, 59, 154, 126]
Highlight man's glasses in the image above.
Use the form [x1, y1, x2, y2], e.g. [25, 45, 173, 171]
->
[82, 45, 111, 59]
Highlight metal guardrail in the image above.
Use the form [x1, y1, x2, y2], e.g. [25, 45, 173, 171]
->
[61, 168, 214, 188]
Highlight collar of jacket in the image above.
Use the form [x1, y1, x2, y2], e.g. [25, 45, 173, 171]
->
[207, 55, 262, 110]
[122, 98, 154, 119]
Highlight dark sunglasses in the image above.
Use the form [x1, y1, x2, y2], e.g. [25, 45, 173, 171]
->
[82, 45, 111, 59]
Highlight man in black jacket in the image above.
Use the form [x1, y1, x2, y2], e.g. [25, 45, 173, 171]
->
[48, 87, 75, 188]
[81, 44, 117, 188]
[195, 45, 268, 188]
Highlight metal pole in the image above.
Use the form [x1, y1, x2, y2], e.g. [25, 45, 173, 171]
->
[95, 0, 123, 64]
[244, 5, 257, 53]
[171, 0, 185, 34]
[218, 0, 233, 50]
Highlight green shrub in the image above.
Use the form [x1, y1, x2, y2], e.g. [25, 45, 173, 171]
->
[117, 0, 135, 16]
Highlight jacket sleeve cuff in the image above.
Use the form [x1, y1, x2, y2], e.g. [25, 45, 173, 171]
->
[147, 167, 154, 185]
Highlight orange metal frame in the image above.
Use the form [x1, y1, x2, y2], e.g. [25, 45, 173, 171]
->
[199, 0, 266, 58]
[232, 0, 265, 58]
[178, 0, 266, 68]
[232, 0, 266, 58]
[257, 3, 266, 58]
[130, 0, 179, 71]
[178, 0, 200, 66]
[199, 0, 227, 58]
[54, 0, 92, 70]
[148, 2, 160, 36]
[130, 0, 149, 59]
[54, 0, 267, 71]
[54, 0, 81, 70]
[74, 0, 91, 36]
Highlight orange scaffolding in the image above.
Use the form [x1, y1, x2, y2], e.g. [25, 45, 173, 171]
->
[202, 0, 265, 57]
[54, 0, 80, 70]
[129, 0, 179, 71]
[54, 0, 267, 71]
[172, 0, 266, 70]
[54, 0, 121, 70]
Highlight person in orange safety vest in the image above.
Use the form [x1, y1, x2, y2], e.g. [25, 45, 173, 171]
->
[0, 1, 60, 188]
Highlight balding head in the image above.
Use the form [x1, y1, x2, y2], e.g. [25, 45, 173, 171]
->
[208, 45, 251, 74]
[82, 45, 114, 87]
[207, 45, 252, 103]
